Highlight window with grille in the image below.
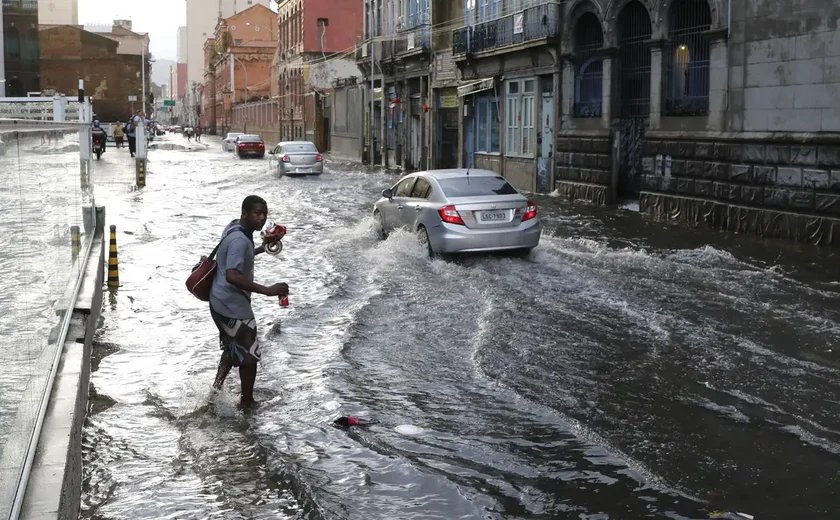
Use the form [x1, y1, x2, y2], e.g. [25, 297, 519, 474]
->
[617, 1, 652, 119]
[573, 12, 603, 118]
[665, 0, 711, 116]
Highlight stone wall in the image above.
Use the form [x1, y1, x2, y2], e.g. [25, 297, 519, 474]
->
[639, 135, 840, 245]
[553, 132, 613, 203]
[729, 0, 840, 133]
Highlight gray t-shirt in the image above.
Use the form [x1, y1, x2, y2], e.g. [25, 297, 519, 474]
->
[209, 221, 255, 319]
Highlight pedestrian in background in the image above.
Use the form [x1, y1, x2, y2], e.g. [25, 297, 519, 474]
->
[125, 116, 136, 158]
[195, 126, 202, 142]
[113, 122, 125, 148]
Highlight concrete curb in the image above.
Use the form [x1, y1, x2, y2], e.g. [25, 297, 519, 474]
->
[20, 229, 105, 520]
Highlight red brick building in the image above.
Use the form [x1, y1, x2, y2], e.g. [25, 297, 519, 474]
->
[203, 4, 277, 136]
[277, 0, 363, 143]
[39, 25, 142, 122]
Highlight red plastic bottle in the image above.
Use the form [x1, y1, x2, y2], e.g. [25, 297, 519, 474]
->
[280, 296, 289, 307]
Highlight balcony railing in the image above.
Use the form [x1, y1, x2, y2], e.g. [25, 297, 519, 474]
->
[394, 23, 430, 55]
[453, 1, 561, 56]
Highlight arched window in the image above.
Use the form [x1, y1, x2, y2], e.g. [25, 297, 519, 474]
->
[617, 1, 652, 119]
[573, 12, 603, 118]
[666, 0, 711, 115]
[5, 27, 21, 60]
[23, 29, 39, 61]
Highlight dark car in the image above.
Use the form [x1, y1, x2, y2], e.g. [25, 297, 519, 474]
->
[236, 134, 265, 158]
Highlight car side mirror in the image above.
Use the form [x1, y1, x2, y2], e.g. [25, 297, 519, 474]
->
[382, 188, 393, 200]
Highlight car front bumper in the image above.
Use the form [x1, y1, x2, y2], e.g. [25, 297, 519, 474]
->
[430, 218, 541, 253]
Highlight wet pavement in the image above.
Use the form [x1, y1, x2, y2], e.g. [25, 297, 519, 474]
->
[81, 134, 840, 519]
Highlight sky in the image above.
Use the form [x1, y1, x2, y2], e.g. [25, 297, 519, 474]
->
[78, 0, 278, 61]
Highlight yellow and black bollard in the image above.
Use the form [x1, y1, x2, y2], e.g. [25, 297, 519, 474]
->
[136, 159, 146, 187]
[107, 224, 119, 288]
[70, 225, 80, 260]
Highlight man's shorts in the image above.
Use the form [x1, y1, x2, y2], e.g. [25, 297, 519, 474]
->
[210, 305, 260, 366]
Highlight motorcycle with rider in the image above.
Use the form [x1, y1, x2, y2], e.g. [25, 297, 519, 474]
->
[92, 120, 107, 160]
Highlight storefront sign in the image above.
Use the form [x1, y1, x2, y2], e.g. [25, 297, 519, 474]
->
[457, 78, 494, 97]
[439, 88, 457, 108]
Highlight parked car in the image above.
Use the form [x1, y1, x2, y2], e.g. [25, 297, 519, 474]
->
[373, 169, 541, 256]
[268, 141, 323, 175]
[235, 134, 265, 158]
[223, 132, 244, 152]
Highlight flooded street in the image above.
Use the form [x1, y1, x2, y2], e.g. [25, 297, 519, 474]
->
[82, 135, 840, 520]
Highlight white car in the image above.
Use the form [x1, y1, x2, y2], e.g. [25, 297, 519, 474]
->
[223, 132, 244, 152]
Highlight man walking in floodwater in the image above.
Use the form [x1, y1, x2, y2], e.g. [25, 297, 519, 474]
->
[209, 195, 289, 409]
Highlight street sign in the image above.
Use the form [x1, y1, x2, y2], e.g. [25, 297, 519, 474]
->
[163, 99, 176, 106]
[128, 95, 138, 101]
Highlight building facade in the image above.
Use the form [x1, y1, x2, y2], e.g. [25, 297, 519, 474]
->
[3, 0, 41, 97]
[277, 0, 363, 147]
[177, 25, 188, 63]
[356, 0, 434, 169]
[447, 0, 840, 244]
[39, 25, 141, 121]
[38, 0, 77, 25]
[185, 0, 272, 107]
[204, 4, 277, 137]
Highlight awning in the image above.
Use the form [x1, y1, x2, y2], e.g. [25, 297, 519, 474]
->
[457, 78, 495, 97]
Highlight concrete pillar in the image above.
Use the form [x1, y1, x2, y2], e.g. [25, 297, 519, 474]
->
[561, 60, 574, 127]
[649, 45, 663, 129]
[707, 35, 729, 132]
[601, 56, 613, 127]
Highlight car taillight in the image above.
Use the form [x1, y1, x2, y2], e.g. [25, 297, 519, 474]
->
[522, 201, 537, 221]
[257, 143, 264, 147]
[438, 205, 464, 225]
[316, 154, 323, 162]
[238, 143, 246, 148]
[282, 155, 290, 163]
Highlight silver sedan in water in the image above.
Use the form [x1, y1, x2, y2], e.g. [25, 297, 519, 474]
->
[268, 141, 324, 175]
[373, 169, 541, 255]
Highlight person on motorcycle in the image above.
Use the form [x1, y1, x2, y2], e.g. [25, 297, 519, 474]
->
[92, 120, 107, 157]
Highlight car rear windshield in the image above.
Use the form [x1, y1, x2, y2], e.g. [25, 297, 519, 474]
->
[437, 176, 518, 197]
[239, 135, 261, 142]
[285, 143, 318, 153]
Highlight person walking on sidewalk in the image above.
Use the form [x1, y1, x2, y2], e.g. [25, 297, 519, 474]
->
[125, 115, 137, 157]
[209, 195, 289, 410]
[113, 122, 125, 148]
[195, 126, 202, 142]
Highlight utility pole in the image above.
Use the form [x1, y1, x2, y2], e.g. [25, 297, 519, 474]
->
[141, 42, 146, 115]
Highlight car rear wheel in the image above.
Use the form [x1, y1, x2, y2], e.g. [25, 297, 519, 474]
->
[417, 225, 434, 257]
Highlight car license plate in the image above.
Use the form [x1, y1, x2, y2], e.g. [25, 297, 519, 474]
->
[480, 211, 507, 222]
[297, 168, 311, 173]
